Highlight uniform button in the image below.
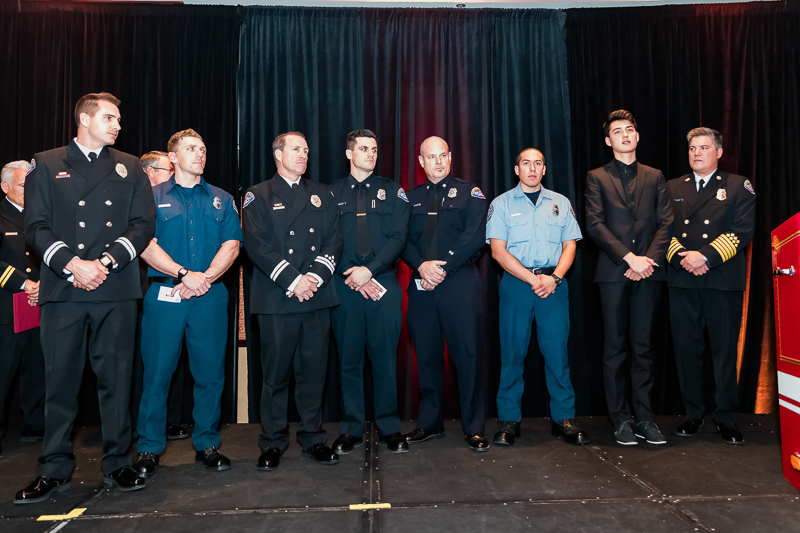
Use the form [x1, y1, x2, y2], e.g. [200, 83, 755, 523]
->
[366, 183, 370, 187]
[106, 244, 109, 248]
[191, 237, 194, 240]
[289, 249, 293, 254]
[79, 222, 85, 228]
[702, 234, 708, 239]
[682, 233, 687, 238]
[192, 254, 195, 258]
[704, 220, 709, 224]
[632, 239, 636, 243]
[351, 184, 355, 188]
[78, 201, 85, 206]
[190, 220, 193, 224]
[25, 251, 30, 256]
[164, 217, 168, 221]
[289, 231, 295, 236]
[190, 204, 193, 208]
[309, 228, 314, 233]
[684, 219, 689, 224]
[106, 200, 112, 206]
[26, 268, 31, 273]
[78, 244, 85, 250]
[311, 246, 316, 251]
[106, 222, 112, 227]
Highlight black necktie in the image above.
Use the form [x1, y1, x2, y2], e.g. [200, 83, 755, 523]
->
[424, 185, 439, 260]
[356, 183, 372, 258]
[697, 179, 706, 192]
[89, 152, 98, 162]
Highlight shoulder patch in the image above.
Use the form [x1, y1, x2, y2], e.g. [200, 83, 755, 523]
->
[243, 191, 255, 208]
[398, 188, 409, 202]
[27, 158, 35, 175]
[744, 180, 755, 195]
[570, 205, 576, 220]
[232, 199, 239, 214]
[471, 187, 485, 199]
[487, 204, 493, 223]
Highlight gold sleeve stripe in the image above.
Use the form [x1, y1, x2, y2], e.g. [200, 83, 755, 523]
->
[0, 265, 15, 288]
[666, 237, 684, 263]
[709, 232, 741, 263]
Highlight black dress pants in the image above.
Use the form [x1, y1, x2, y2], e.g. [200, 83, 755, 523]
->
[0, 324, 45, 441]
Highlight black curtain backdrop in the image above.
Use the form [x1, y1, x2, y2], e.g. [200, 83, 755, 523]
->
[0, 2, 241, 426]
[238, 6, 576, 424]
[565, 0, 800, 417]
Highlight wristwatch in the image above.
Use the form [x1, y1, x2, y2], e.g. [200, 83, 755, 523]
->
[550, 273, 563, 286]
[177, 268, 189, 283]
[99, 255, 114, 269]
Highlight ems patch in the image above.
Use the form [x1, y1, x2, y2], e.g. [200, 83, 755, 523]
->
[744, 180, 755, 195]
[243, 191, 255, 208]
[27, 158, 35, 176]
[570, 205, 576, 220]
[398, 188, 409, 202]
[232, 199, 238, 214]
[487, 204, 493, 223]
[471, 187, 485, 199]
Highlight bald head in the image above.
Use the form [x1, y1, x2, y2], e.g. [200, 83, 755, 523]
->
[418, 136, 451, 182]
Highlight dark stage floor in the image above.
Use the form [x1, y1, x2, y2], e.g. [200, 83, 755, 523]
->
[0, 414, 797, 532]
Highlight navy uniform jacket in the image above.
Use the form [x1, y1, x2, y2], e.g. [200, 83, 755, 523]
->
[242, 173, 342, 314]
[24, 141, 156, 303]
[585, 161, 673, 282]
[666, 170, 756, 291]
[402, 175, 486, 277]
[0, 199, 41, 324]
[329, 174, 408, 276]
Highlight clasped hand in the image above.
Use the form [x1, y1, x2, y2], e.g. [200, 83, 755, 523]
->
[419, 260, 446, 291]
[678, 251, 709, 276]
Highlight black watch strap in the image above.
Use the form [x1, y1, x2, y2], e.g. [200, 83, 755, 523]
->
[551, 273, 562, 286]
[177, 268, 188, 283]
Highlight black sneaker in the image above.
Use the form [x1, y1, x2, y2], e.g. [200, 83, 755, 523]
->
[634, 421, 666, 445]
[614, 420, 638, 446]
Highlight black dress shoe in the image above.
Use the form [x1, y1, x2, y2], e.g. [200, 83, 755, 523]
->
[379, 433, 409, 453]
[302, 443, 339, 465]
[332, 434, 363, 455]
[717, 422, 745, 445]
[14, 476, 71, 504]
[403, 428, 445, 443]
[257, 447, 282, 471]
[195, 446, 232, 471]
[166, 423, 189, 441]
[493, 421, 521, 446]
[133, 451, 159, 477]
[103, 466, 146, 492]
[465, 433, 490, 452]
[552, 419, 590, 445]
[675, 418, 704, 437]
[20, 430, 45, 443]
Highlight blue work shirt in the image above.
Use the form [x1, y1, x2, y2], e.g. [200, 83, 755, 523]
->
[486, 183, 582, 268]
[149, 176, 242, 276]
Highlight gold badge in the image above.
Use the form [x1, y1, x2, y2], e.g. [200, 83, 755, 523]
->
[310, 195, 322, 208]
[115, 163, 127, 178]
[377, 189, 386, 201]
[716, 189, 726, 201]
[448, 188, 457, 198]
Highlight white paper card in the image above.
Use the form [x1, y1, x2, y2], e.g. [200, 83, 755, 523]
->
[372, 278, 387, 300]
[157, 285, 181, 303]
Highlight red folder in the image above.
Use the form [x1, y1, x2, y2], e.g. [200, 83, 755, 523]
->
[13, 292, 40, 333]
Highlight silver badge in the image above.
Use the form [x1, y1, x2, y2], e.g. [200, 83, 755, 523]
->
[377, 189, 386, 201]
[213, 196, 222, 209]
[448, 188, 457, 198]
[553, 204, 559, 216]
[115, 163, 127, 178]
[310, 195, 322, 208]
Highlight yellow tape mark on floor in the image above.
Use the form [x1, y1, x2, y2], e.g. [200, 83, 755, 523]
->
[349, 503, 391, 510]
[37, 508, 86, 521]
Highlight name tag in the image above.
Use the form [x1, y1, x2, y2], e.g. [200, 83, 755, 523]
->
[273, 205, 285, 210]
[158, 203, 171, 208]
[56, 172, 70, 179]
[511, 213, 521, 217]
[4, 232, 17, 236]
[157, 285, 182, 303]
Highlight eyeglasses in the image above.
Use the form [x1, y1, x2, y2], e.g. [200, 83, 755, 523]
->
[152, 167, 172, 172]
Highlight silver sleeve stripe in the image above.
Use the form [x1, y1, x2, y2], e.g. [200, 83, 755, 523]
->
[44, 241, 68, 266]
[270, 260, 290, 281]
[314, 256, 335, 274]
[116, 237, 136, 261]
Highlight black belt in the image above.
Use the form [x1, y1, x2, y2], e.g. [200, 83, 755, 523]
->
[150, 276, 222, 286]
[528, 267, 555, 275]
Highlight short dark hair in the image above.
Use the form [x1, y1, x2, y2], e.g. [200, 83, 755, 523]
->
[515, 147, 545, 167]
[272, 132, 306, 156]
[346, 129, 377, 151]
[603, 109, 637, 138]
[167, 129, 203, 153]
[140, 151, 169, 171]
[74, 92, 121, 127]
[686, 127, 723, 150]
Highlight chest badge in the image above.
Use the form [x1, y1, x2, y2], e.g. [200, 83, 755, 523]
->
[213, 196, 222, 209]
[552, 204, 559, 216]
[310, 195, 322, 208]
[448, 188, 457, 198]
[115, 163, 128, 178]
[377, 189, 386, 201]
[716, 189, 727, 201]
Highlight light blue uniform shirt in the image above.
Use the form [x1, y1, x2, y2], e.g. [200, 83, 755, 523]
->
[486, 183, 582, 268]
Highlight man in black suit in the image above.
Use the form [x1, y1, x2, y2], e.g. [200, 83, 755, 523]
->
[0, 160, 45, 458]
[242, 132, 343, 470]
[666, 127, 756, 445]
[16, 92, 155, 504]
[585, 110, 673, 446]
